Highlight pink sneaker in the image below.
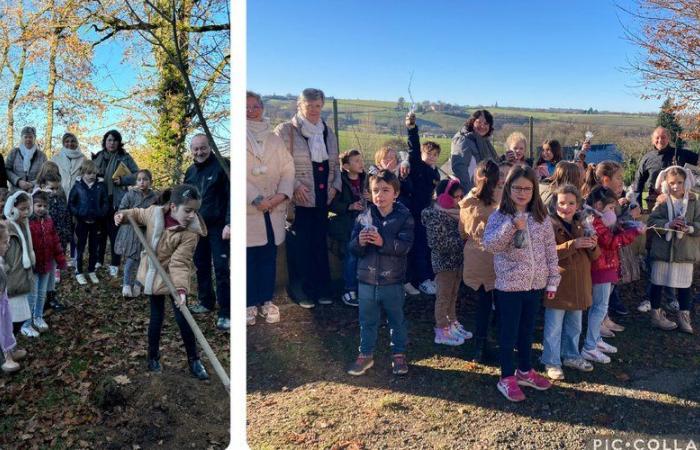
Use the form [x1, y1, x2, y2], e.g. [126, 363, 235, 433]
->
[516, 369, 552, 391]
[497, 375, 526, 402]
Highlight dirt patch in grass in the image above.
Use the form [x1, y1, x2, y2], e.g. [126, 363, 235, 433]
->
[248, 279, 700, 449]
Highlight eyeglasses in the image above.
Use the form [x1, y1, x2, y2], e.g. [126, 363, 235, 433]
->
[511, 186, 533, 193]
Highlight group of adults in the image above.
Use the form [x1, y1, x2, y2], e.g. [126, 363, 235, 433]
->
[0, 126, 231, 330]
[246, 88, 696, 320]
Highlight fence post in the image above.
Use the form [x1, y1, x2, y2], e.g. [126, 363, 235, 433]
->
[333, 98, 340, 147]
[529, 116, 534, 160]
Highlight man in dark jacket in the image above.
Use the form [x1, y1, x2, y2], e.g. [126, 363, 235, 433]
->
[184, 134, 230, 331]
[633, 127, 699, 210]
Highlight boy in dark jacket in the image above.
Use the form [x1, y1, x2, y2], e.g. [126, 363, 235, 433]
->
[405, 112, 440, 296]
[347, 170, 414, 377]
[329, 149, 366, 307]
[68, 160, 109, 285]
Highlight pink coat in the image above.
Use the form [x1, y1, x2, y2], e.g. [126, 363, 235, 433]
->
[483, 210, 561, 292]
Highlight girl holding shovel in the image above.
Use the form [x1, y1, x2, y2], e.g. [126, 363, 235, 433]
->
[114, 184, 209, 380]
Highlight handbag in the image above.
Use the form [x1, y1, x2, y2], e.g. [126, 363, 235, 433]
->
[8, 294, 31, 323]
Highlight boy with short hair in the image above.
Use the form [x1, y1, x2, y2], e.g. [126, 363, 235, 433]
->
[329, 149, 366, 307]
[404, 112, 441, 296]
[347, 170, 414, 376]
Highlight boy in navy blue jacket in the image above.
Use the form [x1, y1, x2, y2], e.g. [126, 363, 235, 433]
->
[347, 170, 414, 376]
[68, 160, 109, 285]
[404, 112, 441, 296]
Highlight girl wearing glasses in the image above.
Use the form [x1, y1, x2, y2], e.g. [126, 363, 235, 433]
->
[483, 166, 560, 402]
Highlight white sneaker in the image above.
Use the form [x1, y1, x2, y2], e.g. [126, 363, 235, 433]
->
[88, 272, 99, 284]
[122, 285, 133, 297]
[403, 282, 420, 296]
[20, 323, 40, 338]
[418, 279, 437, 296]
[108, 265, 119, 278]
[76, 273, 88, 285]
[582, 348, 611, 364]
[132, 284, 142, 297]
[259, 301, 280, 323]
[247, 306, 257, 326]
[638, 300, 651, 312]
[33, 317, 49, 332]
[94, 262, 102, 269]
[545, 365, 565, 380]
[451, 322, 473, 340]
[596, 340, 617, 354]
[434, 326, 464, 346]
[563, 357, 594, 372]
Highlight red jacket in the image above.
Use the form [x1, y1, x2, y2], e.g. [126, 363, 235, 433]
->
[590, 217, 640, 284]
[29, 216, 67, 275]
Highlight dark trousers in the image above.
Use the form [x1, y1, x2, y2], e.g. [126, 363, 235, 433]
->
[247, 214, 277, 307]
[475, 287, 495, 340]
[408, 216, 433, 286]
[287, 206, 331, 300]
[75, 220, 100, 273]
[148, 295, 197, 360]
[496, 289, 542, 378]
[98, 207, 121, 267]
[193, 221, 230, 319]
[650, 284, 692, 311]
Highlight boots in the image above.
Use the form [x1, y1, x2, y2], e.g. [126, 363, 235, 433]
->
[188, 357, 209, 380]
[471, 337, 490, 363]
[651, 308, 677, 331]
[677, 311, 694, 334]
[2, 352, 20, 373]
[47, 291, 66, 312]
[147, 352, 161, 373]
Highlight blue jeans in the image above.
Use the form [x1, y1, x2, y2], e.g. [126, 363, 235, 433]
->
[584, 283, 611, 351]
[541, 308, 583, 366]
[342, 242, 358, 292]
[358, 283, 408, 356]
[496, 289, 541, 378]
[26, 272, 50, 324]
[123, 256, 140, 287]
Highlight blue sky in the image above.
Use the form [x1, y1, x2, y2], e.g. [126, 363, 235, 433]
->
[247, 0, 659, 113]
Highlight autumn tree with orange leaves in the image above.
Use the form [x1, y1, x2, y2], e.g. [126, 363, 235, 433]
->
[621, 0, 700, 140]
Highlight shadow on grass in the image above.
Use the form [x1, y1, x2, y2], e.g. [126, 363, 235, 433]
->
[248, 278, 700, 435]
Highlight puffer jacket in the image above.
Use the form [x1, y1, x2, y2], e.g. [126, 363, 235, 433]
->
[407, 124, 440, 215]
[543, 214, 600, 311]
[483, 210, 560, 292]
[274, 116, 342, 208]
[422, 205, 464, 273]
[647, 195, 700, 263]
[123, 205, 207, 296]
[329, 171, 366, 243]
[5, 147, 48, 191]
[459, 191, 498, 291]
[590, 216, 641, 284]
[349, 202, 414, 286]
[450, 126, 498, 191]
[68, 177, 109, 222]
[29, 215, 67, 274]
[185, 152, 230, 227]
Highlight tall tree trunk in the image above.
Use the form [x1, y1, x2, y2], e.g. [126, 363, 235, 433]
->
[147, 0, 192, 185]
[45, 28, 59, 155]
[6, 44, 28, 152]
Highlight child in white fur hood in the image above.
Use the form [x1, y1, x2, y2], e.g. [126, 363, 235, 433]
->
[646, 165, 700, 333]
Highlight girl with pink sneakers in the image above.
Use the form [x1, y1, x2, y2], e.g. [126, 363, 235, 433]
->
[483, 165, 560, 402]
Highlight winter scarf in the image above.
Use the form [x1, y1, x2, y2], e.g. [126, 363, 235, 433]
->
[434, 202, 461, 222]
[104, 150, 120, 198]
[296, 112, 328, 163]
[3, 191, 35, 270]
[246, 118, 271, 159]
[655, 165, 696, 241]
[19, 144, 37, 173]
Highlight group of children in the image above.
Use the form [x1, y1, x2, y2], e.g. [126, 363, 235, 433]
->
[328, 114, 698, 402]
[1, 152, 212, 381]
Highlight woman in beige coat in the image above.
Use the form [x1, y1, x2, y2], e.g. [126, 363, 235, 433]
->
[247, 91, 294, 326]
[459, 159, 506, 362]
[274, 88, 341, 308]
